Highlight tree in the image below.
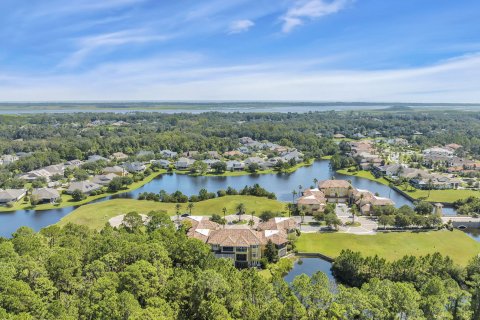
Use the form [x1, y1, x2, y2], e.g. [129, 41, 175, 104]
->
[350, 204, 359, 223]
[211, 161, 227, 174]
[187, 203, 194, 215]
[264, 240, 279, 263]
[122, 212, 143, 231]
[378, 214, 395, 229]
[247, 163, 259, 173]
[175, 203, 182, 221]
[299, 206, 306, 223]
[236, 203, 245, 221]
[259, 210, 276, 222]
[292, 190, 297, 204]
[71, 189, 86, 201]
[415, 201, 434, 215]
[325, 213, 341, 230]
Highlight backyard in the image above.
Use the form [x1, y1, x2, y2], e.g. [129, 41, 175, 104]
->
[296, 230, 480, 266]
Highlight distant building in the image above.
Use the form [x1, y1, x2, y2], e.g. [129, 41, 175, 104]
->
[32, 188, 60, 203]
[0, 189, 27, 203]
[67, 181, 102, 194]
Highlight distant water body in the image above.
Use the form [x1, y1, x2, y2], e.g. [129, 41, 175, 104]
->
[0, 102, 479, 114]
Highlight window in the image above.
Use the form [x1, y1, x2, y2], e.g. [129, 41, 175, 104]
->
[236, 247, 247, 252]
[251, 245, 258, 249]
[222, 247, 234, 252]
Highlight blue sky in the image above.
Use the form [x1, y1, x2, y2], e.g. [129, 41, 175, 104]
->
[0, 0, 479, 102]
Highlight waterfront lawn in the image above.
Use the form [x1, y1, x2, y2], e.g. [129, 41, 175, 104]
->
[0, 169, 166, 213]
[400, 187, 480, 203]
[296, 230, 480, 266]
[58, 195, 286, 230]
[336, 168, 390, 186]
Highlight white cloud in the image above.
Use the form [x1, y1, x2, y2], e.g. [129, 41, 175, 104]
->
[1, 53, 480, 103]
[282, 0, 352, 33]
[228, 19, 255, 34]
[59, 30, 170, 68]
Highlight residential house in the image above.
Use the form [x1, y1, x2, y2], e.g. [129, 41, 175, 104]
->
[175, 157, 195, 170]
[0, 189, 27, 203]
[183, 151, 199, 157]
[351, 189, 395, 214]
[65, 159, 84, 169]
[67, 181, 102, 194]
[123, 162, 146, 173]
[240, 137, 254, 144]
[110, 152, 129, 161]
[152, 159, 171, 169]
[282, 150, 303, 163]
[423, 147, 454, 157]
[374, 164, 406, 178]
[297, 188, 326, 213]
[0, 155, 19, 166]
[185, 216, 291, 268]
[103, 165, 126, 176]
[87, 155, 108, 163]
[318, 180, 353, 203]
[207, 151, 220, 159]
[411, 174, 461, 190]
[32, 188, 60, 203]
[92, 173, 118, 186]
[160, 150, 178, 158]
[244, 157, 267, 169]
[333, 134, 346, 139]
[202, 159, 220, 169]
[137, 150, 155, 158]
[445, 143, 462, 151]
[226, 160, 245, 171]
[224, 150, 242, 157]
[257, 217, 299, 233]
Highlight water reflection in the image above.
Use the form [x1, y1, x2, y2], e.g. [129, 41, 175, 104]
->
[0, 160, 458, 238]
[284, 257, 335, 283]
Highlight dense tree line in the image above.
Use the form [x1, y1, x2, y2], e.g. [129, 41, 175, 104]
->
[1, 109, 480, 177]
[138, 184, 276, 203]
[1, 218, 480, 319]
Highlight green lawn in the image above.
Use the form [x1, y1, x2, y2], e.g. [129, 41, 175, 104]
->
[176, 159, 314, 177]
[336, 169, 391, 186]
[0, 169, 166, 213]
[399, 187, 480, 203]
[58, 195, 286, 230]
[296, 230, 480, 266]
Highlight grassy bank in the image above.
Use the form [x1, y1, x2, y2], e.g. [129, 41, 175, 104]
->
[296, 230, 480, 266]
[176, 159, 314, 177]
[336, 168, 391, 186]
[399, 187, 480, 203]
[58, 195, 286, 230]
[0, 169, 166, 213]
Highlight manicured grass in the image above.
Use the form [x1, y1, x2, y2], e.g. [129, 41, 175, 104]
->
[0, 169, 166, 213]
[176, 159, 314, 177]
[296, 230, 480, 266]
[58, 195, 286, 230]
[399, 187, 480, 203]
[336, 168, 391, 186]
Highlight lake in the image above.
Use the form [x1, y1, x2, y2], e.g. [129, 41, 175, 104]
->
[0, 160, 457, 237]
[284, 257, 335, 284]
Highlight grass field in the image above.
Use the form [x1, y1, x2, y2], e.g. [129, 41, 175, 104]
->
[336, 169, 391, 186]
[0, 169, 166, 213]
[177, 159, 314, 177]
[296, 230, 480, 266]
[58, 195, 286, 230]
[400, 187, 480, 203]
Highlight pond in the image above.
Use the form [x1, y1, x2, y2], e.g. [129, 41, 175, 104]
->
[284, 257, 335, 284]
[0, 160, 457, 238]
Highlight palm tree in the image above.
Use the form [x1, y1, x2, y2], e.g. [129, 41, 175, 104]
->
[175, 203, 182, 222]
[350, 204, 358, 223]
[236, 203, 245, 222]
[292, 190, 297, 204]
[427, 178, 433, 198]
[300, 205, 306, 223]
[222, 207, 227, 229]
[298, 184, 303, 194]
[249, 211, 255, 228]
[313, 177, 318, 186]
[187, 203, 194, 215]
[285, 203, 292, 217]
